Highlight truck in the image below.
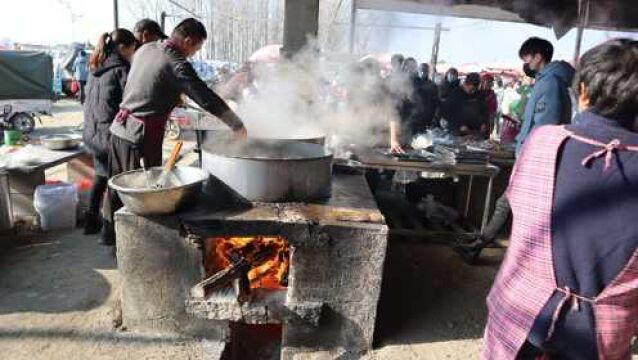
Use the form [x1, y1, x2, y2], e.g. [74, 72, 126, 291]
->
[0, 50, 54, 133]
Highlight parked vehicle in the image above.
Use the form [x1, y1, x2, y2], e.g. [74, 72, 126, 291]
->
[0, 50, 53, 134]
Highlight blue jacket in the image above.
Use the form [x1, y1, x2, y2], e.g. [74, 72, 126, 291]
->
[73, 54, 89, 82]
[516, 61, 575, 153]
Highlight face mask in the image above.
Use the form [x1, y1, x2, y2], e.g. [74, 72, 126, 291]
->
[523, 63, 537, 78]
[447, 74, 458, 83]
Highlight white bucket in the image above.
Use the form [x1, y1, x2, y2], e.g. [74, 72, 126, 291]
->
[34, 183, 78, 231]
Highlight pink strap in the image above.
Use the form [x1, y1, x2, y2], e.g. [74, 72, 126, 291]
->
[546, 286, 595, 342]
[568, 133, 638, 172]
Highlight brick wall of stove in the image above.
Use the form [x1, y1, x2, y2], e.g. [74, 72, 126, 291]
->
[183, 217, 388, 358]
[115, 212, 230, 340]
[283, 223, 388, 358]
[115, 172, 389, 358]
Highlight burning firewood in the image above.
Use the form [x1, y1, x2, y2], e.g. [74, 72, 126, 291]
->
[191, 245, 282, 303]
[203, 236, 290, 292]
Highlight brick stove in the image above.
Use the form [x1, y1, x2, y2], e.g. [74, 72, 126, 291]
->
[115, 173, 388, 359]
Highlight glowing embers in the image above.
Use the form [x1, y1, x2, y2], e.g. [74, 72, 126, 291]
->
[204, 236, 290, 291]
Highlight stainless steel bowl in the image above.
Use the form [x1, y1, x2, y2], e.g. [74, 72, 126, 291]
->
[39, 134, 82, 150]
[108, 166, 208, 215]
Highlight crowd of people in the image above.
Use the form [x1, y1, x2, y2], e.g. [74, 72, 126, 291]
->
[363, 53, 512, 153]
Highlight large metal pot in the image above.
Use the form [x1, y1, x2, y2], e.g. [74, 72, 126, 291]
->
[108, 166, 208, 215]
[202, 139, 332, 202]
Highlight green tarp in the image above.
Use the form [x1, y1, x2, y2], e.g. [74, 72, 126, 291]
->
[0, 51, 53, 100]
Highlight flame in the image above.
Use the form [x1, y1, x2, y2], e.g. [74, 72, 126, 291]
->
[204, 236, 289, 290]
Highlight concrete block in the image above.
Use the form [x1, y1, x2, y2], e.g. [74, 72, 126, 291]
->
[115, 210, 229, 340]
[8, 170, 45, 194]
[10, 192, 35, 218]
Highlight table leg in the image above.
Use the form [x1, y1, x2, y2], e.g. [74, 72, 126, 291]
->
[464, 175, 474, 219]
[195, 130, 203, 166]
[481, 175, 495, 232]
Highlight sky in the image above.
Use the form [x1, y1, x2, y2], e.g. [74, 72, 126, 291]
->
[362, 10, 637, 67]
[1, 0, 636, 66]
[0, 0, 114, 46]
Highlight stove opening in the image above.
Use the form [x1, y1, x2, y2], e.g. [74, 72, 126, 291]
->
[204, 236, 290, 294]
[222, 323, 282, 360]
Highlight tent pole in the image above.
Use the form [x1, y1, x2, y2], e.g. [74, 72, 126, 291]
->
[349, 0, 357, 54]
[113, 0, 119, 29]
[573, 0, 590, 65]
[430, 20, 442, 76]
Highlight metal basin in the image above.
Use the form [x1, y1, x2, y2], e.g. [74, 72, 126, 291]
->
[39, 134, 82, 150]
[202, 139, 332, 202]
[108, 166, 207, 215]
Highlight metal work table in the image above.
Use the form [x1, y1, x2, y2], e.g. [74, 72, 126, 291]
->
[2, 145, 86, 173]
[1, 145, 87, 221]
[343, 149, 500, 234]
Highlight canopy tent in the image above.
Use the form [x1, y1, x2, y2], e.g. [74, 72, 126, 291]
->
[354, 0, 638, 35]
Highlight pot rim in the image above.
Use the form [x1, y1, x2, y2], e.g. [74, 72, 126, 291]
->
[203, 151, 333, 161]
[108, 166, 207, 194]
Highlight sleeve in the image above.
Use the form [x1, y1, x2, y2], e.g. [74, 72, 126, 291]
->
[118, 67, 129, 93]
[532, 77, 563, 127]
[171, 57, 244, 131]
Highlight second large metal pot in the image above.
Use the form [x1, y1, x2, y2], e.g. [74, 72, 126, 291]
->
[202, 139, 332, 202]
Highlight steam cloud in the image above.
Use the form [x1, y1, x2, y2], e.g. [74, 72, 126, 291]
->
[233, 40, 414, 149]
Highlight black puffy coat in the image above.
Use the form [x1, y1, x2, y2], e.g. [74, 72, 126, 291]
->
[440, 86, 489, 135]
[83, 53, 130, 158]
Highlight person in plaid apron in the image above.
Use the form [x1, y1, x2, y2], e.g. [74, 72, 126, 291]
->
[483, 39, 638, 359]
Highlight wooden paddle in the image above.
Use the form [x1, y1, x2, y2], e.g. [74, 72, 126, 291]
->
[153, 141, 183, 188]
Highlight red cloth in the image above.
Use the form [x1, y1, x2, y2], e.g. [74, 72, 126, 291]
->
[484, 90, 498, 118]
[481, 73, 495, 82]
[482, 125, 638, 359]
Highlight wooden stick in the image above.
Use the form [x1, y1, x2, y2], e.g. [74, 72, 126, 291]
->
[164, 141, 184, 171]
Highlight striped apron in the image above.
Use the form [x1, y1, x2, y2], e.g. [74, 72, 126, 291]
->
[482, 125, 638, 359]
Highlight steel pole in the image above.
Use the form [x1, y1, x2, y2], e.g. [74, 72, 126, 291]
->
[573, 0, 590, 65]
[349, 0, 357, 54]
[113, 0, 119, 29]
[430, 21, 442, 76]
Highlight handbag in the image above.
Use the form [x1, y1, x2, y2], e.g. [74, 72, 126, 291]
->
[70, 80, 79, 94]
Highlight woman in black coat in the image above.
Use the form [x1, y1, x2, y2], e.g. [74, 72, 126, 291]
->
[82, 29, 136, 236]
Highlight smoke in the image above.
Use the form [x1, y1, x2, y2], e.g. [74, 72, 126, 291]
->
[234, 39, 414, 149]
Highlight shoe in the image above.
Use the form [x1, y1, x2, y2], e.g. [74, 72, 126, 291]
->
[453, 242, 483, 265]
[83, 211, 103, 235]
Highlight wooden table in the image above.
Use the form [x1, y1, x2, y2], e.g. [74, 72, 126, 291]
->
[342, 149, 500, 234]
[1, 145, 87, 221]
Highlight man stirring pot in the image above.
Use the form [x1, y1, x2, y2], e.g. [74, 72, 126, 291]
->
[102, 18, 247, 246]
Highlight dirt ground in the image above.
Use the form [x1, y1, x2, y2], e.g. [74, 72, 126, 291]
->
[0, 228, 504, 360]
[1, 101, 634, 359]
